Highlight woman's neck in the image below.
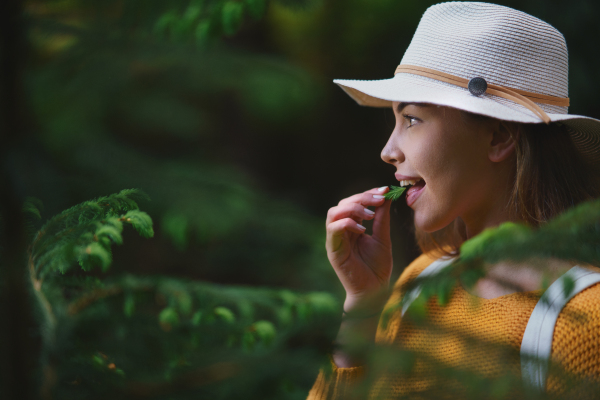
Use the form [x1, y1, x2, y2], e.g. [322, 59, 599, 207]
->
[461, 190, 517, 239]
[458, 159, 521, 239]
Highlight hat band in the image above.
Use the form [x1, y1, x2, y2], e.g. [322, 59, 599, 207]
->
[395, 65, 570, 124]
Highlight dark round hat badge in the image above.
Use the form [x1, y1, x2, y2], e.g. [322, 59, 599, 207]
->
[468, 77, 488, 96]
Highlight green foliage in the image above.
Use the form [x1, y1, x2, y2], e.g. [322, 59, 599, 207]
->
[387, 200, 600, 398]
[25, 0, 327, 293]
[29, 189, 153, 278]
[18, 0, 600, 398]
[30, 192, 340, 399]
[383, 185, 407, 201]
[396, 198, 600, 324]
[460, 198, 600, 266]
[252, 320, 277, 344]
[399, 199, 600, 316]
[152, 0, 316, 43]
[222, 2, 245, 36]
[19, 1, 342, 395]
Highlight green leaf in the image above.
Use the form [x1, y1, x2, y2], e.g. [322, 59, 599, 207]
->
[159, 307, 180, 331]
[123, 210, 154, 238]
[397, 350, 416, 374]
[191, 311, 203, 326]
[436, 276, 455, 306]
[460, 268, 485, 289]
[276, 307, 293, 326]
[154, 10, 178, 36]
[541, 274, 551, 291]
[562, 275, 575, 298]
[279, 290, 297, 306]
[176, 290, 193, 315]
[92, 355, 105, 367]
[195, 20, 212, 43]
[295, 301, 310, 322]
[96, 224, 123, 245]
[305, 292, 338, 315]
[23, 197, 43, 220]
[383, 186, 407, 201]
[184, 1, 203, 22]
[77, 242, 112, 272]
[252, 320, 276, 345]
[405, 294, 427, 320]
[460, 222, 531, 262]
[242, 330, 256, 350]
[214, 306, 236, 324]
[123, 293, 135, 317]
[222, 2, 245, 36]
[490, 374, 512, 399]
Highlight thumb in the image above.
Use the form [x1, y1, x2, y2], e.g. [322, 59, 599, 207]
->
[371, 199, 392, 245]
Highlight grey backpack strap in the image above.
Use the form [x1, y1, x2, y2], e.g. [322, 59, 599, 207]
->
[401, 256, 457, 316]
[520, 266, 600, 391]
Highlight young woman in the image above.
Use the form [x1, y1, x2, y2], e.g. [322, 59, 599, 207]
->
[308, 2, 600, 399]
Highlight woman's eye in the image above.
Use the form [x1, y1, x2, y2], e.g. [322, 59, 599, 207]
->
[403, 114, 419, 127]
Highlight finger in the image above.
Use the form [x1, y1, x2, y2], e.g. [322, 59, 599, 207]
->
[338, 186, 389, 207]
[337, 186, 389, 205]
[326, 218, 366, 252]
[372, 198, 392, 246]
[326, 203, 376, 226]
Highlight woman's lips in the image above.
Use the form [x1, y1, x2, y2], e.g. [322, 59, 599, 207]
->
[406, 180, 426, 207]
[395, 173, 421, 181]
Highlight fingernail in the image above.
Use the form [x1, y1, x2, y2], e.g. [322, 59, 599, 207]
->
[377, 186, 387, 192]
[357, 223, 366, 230]
[364, 208, 375, 215]
[373, 195, 385, 199]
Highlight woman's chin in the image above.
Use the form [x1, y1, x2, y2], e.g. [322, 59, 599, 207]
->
[414, 211, 454, 233]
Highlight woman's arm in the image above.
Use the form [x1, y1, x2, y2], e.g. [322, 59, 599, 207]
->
[333, 312, 382, 368]
[324, 186, 393, 366]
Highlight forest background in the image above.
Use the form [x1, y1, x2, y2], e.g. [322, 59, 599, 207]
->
[1, 0, 600, 399]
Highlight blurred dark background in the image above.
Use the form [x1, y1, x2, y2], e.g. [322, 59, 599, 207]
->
[2, 0, 599, 399]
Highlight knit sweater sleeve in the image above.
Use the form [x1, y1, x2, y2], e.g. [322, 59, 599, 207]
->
[306, 360, 366, 400]
[306, 254, 437, 400]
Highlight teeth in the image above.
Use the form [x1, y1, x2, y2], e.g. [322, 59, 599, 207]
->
[399, 179, 421, 187]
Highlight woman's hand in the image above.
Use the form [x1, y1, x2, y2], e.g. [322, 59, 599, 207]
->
[326, 187, 393, 315]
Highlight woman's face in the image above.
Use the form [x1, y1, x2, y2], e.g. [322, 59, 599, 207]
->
[381, 102, 506, 234]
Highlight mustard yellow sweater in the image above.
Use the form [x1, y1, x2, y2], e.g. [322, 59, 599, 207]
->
[307, 254, 600, 399]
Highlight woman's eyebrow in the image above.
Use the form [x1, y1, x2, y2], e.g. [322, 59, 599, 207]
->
[396, 102, 429, 113]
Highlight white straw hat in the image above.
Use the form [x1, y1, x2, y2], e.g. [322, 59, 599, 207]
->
[334, 2, 600, 166]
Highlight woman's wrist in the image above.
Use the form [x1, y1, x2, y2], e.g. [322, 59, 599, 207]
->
[343, 286, 390, 317]
[342, 309, 382, 320]
[333, 308, 382, 368]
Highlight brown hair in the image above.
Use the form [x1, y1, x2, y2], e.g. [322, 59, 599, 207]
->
[416, 113, 600, 257]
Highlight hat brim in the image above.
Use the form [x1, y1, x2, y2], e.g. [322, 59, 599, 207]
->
[334, 73, 600, 166]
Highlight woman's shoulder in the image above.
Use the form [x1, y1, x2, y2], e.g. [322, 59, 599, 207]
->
[549, 274, 600, 389]
[376, 253, 448, 342]
[555, 267, 600, 330]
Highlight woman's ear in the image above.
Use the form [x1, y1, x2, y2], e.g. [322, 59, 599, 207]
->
[488, 121, 518, 162]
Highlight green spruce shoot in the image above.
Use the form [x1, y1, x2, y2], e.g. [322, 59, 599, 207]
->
[384, 185, 408, 201]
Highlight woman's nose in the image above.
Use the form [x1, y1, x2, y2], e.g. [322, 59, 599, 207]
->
[381, 133, 404, 165]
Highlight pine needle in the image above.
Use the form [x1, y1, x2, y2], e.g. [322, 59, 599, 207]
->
[384, 186, 408, 201]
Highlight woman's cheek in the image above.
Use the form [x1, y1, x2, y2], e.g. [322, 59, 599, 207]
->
[414, 180, 459, 232]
